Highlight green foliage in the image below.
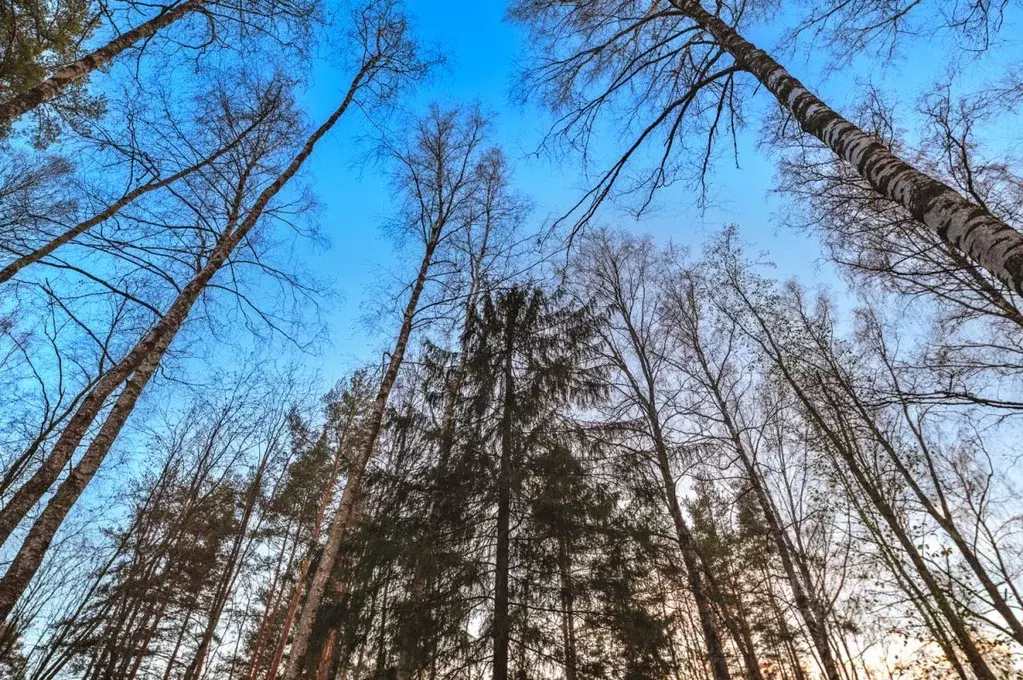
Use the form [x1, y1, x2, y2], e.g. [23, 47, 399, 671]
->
[1, 0, 98, 140]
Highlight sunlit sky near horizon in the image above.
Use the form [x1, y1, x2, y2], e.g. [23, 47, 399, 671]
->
[287, 0, 1023, 381]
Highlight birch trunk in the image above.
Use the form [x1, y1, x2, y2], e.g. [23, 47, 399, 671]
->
[650, 422, 733, 680]
[0, 350, 160, 620]
[0, 0, 203, 127]
[672, 0, 1023, 294]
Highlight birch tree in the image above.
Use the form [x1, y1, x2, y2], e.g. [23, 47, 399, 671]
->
[513, 0, 1023, 296]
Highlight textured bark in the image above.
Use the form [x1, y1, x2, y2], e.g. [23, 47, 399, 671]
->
[0, 112, 263, 284]
[0, 0, 203, 127]
[673, 0, 1023, 294]
[0, 351, 160, 621]
[280, 217, 441, 680]
[0, 61, 373, 621]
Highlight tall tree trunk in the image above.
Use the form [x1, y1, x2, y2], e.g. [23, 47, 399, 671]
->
[247, 517, 299, 680]
[492, 298, 517, 680]
[0, 359, 158, 621]
[557, 535, 577, 680]
[650, 424, 732, 680]
[610, 292, 733, 680]
[671, 0, 1023, 294]
[182, 464, 267, 680]
[0, 0, 203, 127]
[396, 276, 483, 680]
[280, 218, 442, 680]
[267, 408, 358, 680]
[0, 62, 375, 621]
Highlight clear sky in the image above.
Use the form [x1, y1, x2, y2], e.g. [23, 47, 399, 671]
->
[290, 0, 1023, 379]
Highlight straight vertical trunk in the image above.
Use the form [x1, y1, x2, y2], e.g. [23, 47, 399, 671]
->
[0, 0, 203, 127]
[556, 535, 577, 680]
[492, 301, 517, 680]
[673, 0, 1023, 294]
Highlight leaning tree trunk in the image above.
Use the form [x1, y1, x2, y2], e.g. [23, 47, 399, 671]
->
[614, 302, 733, 680]
[280, 221, 442, 680]
[650, 420, 733, 680]
[0, 0, 203, 128]
[0, 348, 162, 621]
[264, 434, 349, 680]
[671, 0, 1023, 294]
[736, 292, 998, 680]
[396, 274, 484, 680]
[0, 62, 375, 622]
[0, 111, 264, 285]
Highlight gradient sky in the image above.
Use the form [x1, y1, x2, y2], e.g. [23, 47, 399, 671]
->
[290, 0, 1023, 379]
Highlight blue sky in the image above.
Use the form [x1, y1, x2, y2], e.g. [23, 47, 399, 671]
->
[291, 0, 1023, 378]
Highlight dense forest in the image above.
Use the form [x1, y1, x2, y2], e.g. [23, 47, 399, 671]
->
[3, 0, 1023, 678]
